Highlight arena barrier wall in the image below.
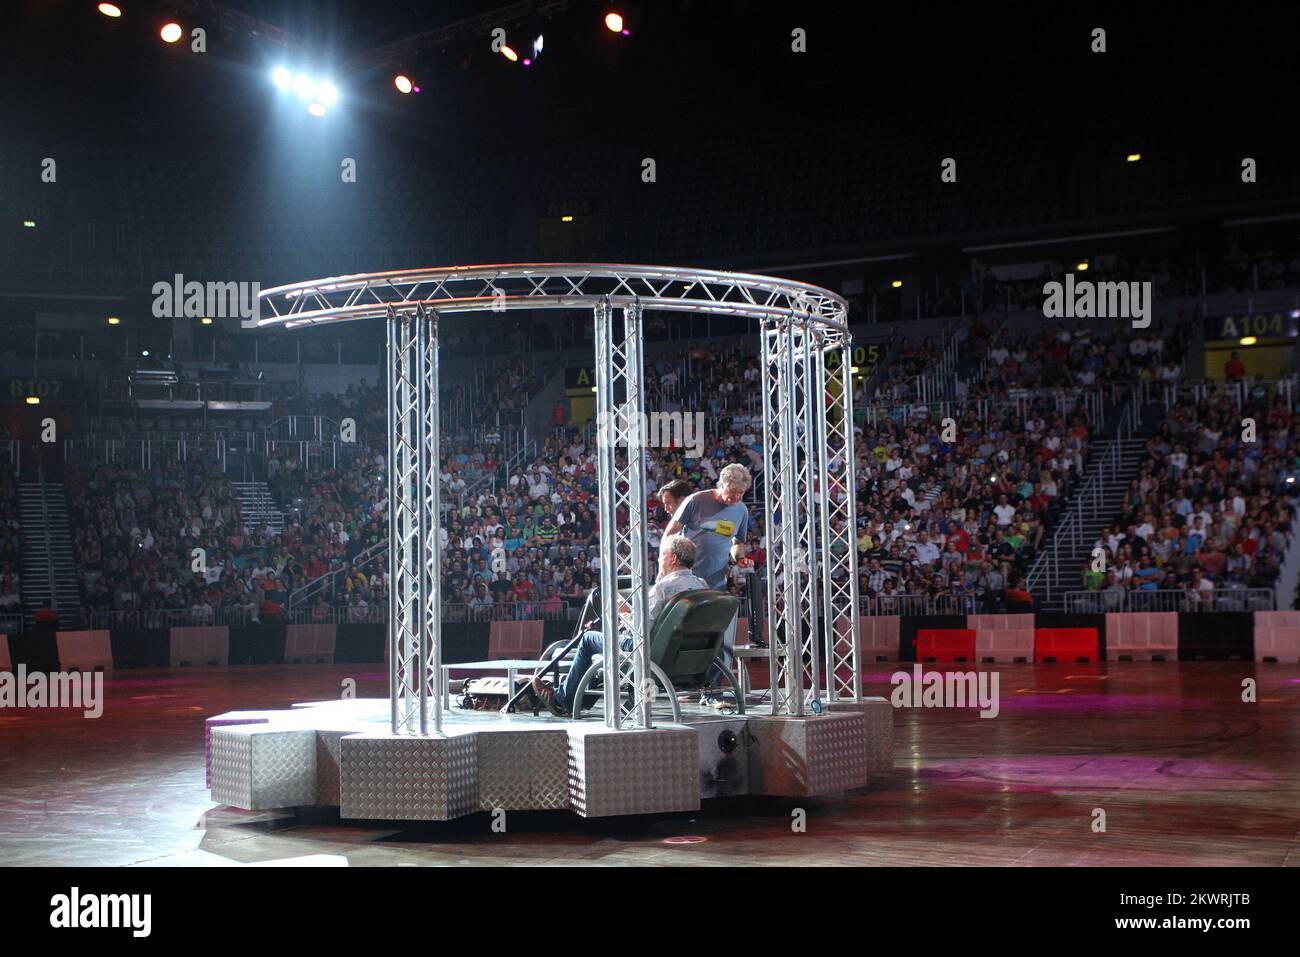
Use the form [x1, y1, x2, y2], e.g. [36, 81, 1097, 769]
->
[0, 612, 1295, 676]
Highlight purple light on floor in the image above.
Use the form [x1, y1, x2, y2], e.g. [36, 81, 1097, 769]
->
[622, 29, 630, 35]
[922, 754, 1279, 790]
[523, 58, 532, 66]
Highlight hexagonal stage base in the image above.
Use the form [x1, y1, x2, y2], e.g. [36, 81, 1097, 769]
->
[206, 697, 893, 820]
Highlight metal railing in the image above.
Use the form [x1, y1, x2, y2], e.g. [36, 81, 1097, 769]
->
[441, 600, 575, 622]
[1105, 374, 1298, 417]
[1061, 588, 1275, 614]
[87, 606, 258, 630]
[858, 593, 978, 616]
[288, 605, 387, 625]
[0, 612, 22, 634]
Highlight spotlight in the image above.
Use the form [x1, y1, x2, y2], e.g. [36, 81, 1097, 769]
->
[394, 74, 413, 94]
[1240, 336, 1258, 346]
[501, 45, 518, 62]
[160, 21, 182, 43]
[1076, 261, 1089, 271]
[605, 12, 624, 32]
[98, 3, 122, 17]
[22, 220, 36, 228]
[318, 81, 339, 106]
[533, 34, 544, 56]
[200, 317, 213, 325]
[1126, 153, 1142, 163]
[25, 396, 39, 406]
[106, 316, 121, 325]
[272, 66, 292, 90]
[307, 102, 326, 117]
[561, 215, 573, 222]
[141, 350, 150, 357]
[293, 73, 314, 98]
[891, 279, 903, 288]
[522, 57, 532, 66]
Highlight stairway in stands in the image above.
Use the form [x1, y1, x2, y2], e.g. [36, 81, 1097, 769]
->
[233, 481, 284, 535]
[1026, 436, 1149, 612]
[18, 480, 81, 629]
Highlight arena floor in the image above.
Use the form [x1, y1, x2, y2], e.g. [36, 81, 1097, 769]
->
[3, 663, 1299, 867]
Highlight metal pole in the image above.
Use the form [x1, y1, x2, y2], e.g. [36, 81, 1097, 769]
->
[800, 324, 823, 704]
[386, 310, 399, 733]
[779, 319, 805, 715]
[759, 322, 786, 711]
[593, 298, 623, 728]
[419, 304, 442, 733]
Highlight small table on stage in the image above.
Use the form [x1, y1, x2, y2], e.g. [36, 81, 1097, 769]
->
[442, 659, 549, 710]
[733, 644, 770, 699]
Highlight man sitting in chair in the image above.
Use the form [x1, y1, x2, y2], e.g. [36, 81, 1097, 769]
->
[532, 533, 708, 717]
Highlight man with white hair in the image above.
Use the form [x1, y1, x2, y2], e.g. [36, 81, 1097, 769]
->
[663, 463, 753, 587]
[532, 533, 709, 716]
[662, 462, 753, 691]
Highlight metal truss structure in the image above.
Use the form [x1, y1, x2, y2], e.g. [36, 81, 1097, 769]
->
[257, 265, 857, 734]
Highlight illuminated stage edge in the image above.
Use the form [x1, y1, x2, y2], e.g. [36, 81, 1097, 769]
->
[206, 698, 894, 820]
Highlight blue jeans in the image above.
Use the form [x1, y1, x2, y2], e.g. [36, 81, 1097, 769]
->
[556, 630, 633, 711]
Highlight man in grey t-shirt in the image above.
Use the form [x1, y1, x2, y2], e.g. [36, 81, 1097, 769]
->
[663, 463, 753, 588]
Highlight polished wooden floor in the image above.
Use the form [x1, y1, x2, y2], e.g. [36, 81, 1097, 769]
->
[2, 662, 1298, 866]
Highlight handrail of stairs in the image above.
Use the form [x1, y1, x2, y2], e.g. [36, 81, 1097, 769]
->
[36, 465, 59, 619]
[288, 537, 387, 611]
[1025, 405, 1133, 604]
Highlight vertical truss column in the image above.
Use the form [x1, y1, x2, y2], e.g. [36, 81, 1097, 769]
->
[819, 334, 863, 702]
[593, 298, 653, 729]
[758, 321, 792, 713]
[388, 305, 442, 735]
[419, 306, 443, 732]
[761, 317, 823, 715]
[797, 323, 823, 704]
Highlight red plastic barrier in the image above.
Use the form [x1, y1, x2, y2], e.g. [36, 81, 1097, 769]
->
[915, 628, 976, 662]
[1034, 627, 1099, 662]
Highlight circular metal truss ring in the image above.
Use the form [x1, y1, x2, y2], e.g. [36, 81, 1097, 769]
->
[256, 262, 849, 334]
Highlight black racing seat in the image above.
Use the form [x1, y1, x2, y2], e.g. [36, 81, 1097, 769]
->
[567, 588, 742, 720]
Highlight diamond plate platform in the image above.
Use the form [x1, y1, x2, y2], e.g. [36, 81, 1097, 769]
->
[476, 727, 571, 811]
[204, 711, 282, 786]
[566, 725, 699, 818]
[204, 698, 883, 821]
[210, 725, 318, 810]
[745, 712, 872, 797]
[826, 697, 895, 775]
[339, 732, 479, 821]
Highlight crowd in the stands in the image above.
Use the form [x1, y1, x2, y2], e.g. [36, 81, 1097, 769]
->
[33, 300, 1300, 626]
[1076, 389, 1298, 610]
